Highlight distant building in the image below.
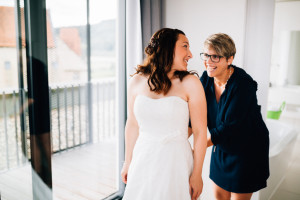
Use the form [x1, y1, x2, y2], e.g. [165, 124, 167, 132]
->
[0, 6, 87, 90]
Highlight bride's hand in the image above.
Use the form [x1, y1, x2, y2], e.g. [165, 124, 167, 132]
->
[121, 162, 130, 184]
[189, 174, 203, 200]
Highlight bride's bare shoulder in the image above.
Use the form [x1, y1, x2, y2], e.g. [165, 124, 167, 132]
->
[180, 74, 204, 93]
[128, 73, 148, 88]
[181, 74, 201, 85]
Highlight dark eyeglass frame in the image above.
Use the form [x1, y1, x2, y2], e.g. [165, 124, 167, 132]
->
[200, 53, 224, 63]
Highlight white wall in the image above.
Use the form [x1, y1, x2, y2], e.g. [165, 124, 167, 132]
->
[163, 0, 275, 117]
[163, 0, 247, 75]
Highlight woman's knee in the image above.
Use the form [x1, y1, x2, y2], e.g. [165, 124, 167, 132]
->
[214, 192, 230, 200]
[212, 181, 230, 200]
[231, 192, 253, 200]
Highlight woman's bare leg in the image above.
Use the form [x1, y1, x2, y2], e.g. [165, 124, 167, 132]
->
[231, 192, 253, 200]
[212, 181, 231, 200]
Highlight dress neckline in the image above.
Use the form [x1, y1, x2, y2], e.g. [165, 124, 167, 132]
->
[136, 94, 188, 103]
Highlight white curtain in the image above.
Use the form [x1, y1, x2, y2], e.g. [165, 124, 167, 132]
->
[126, 0, 143, 83]
[125, 0, 162, 82]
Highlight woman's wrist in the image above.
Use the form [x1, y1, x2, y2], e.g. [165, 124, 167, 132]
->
[123, 160, 131, 166]
[191, 170, 202, 178]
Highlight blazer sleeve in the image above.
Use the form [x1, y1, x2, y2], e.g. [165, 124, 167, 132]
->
[210, 79, 258, 145]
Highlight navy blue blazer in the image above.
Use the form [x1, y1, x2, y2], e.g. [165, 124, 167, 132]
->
[200, 65, 269, 155]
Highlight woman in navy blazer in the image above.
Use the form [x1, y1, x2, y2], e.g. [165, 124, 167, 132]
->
[199, 33, 269, 200]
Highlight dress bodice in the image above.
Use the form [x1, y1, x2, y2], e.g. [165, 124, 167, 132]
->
[134, 95, 189, 141]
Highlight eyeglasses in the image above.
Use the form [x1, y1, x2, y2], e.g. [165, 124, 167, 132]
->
[200, 53, 224, 63]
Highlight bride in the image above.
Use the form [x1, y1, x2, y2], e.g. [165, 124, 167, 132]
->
[121, 28, 207, 200]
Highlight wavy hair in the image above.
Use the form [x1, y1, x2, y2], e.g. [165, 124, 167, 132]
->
[134, 28, 198, 95]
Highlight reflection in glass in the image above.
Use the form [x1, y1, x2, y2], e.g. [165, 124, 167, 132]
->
[0, 0, 33, 199]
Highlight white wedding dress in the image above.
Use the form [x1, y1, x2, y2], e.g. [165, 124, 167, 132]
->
[123, 95, 194, 200]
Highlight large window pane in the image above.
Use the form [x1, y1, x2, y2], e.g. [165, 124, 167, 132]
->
[46, 0, 119, 199]
[90, 0, 119, 197]
[0, 0, 121, 198]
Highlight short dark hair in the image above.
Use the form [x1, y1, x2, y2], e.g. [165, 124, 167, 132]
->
[204, 33, 236, 59]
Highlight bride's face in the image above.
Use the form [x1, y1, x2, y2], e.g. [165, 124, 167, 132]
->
[171, 34, 193, 72]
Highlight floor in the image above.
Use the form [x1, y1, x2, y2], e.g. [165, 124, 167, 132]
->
[270, 124, 300, 200]
[266, 94, 300, 200]
[0, 140, 118, 200]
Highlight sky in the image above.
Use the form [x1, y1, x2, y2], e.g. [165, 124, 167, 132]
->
[0, 0, 117, 27]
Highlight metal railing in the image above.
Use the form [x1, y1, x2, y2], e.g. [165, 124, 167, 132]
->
[0, 79, 116, 172]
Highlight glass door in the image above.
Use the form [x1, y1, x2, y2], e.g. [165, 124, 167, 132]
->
[0, 0, 33, 199]
[0, 0, 125, 199]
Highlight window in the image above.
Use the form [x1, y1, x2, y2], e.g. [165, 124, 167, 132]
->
[0, 0, 125, 199]
[4, 61, 11, 70]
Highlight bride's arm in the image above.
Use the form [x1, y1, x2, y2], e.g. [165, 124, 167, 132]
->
[185, 75, 207, 200]
[121, 77, 140, 184]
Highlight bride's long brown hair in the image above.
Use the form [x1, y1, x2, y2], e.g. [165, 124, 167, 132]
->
[134, 28, 198, 95]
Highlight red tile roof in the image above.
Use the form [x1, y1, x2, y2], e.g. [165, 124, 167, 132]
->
[0, 6, 55, 48]
[59, 28, 82, 56]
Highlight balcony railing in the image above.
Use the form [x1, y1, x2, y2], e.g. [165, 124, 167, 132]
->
[0, 79, 116, 172]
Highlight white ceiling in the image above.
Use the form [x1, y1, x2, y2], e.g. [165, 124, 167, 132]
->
[276, 0, 300, 2]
